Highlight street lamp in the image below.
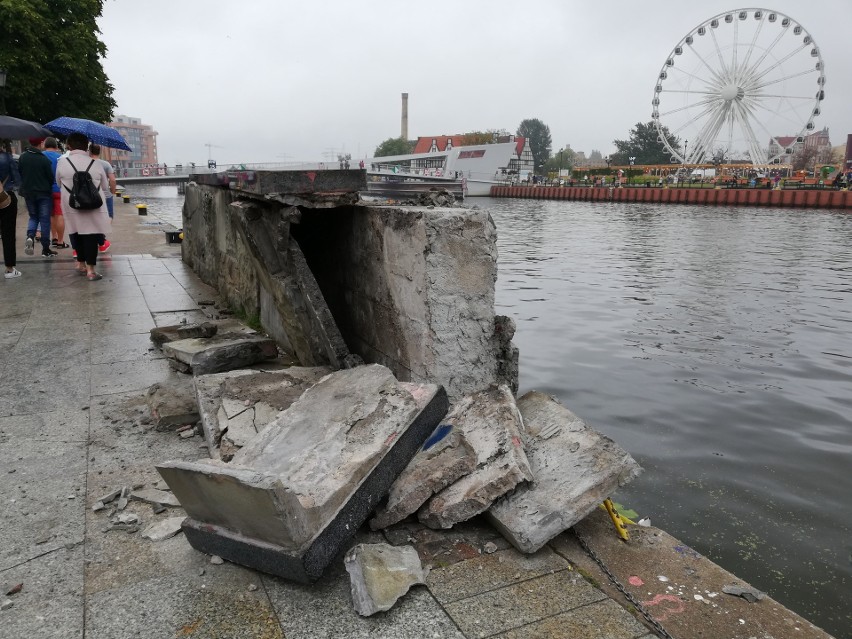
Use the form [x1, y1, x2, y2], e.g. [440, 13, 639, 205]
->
[0, 68, 7, 115]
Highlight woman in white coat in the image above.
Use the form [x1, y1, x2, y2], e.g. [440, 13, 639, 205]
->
[55, 132, 111, 280]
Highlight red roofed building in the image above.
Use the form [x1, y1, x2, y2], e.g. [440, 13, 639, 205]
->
[412, 134, 534, 176]
[412, 135, 466, 154]
[768, 135, 799, 160]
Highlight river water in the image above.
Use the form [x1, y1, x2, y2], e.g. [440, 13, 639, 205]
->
[482, 197, 851, 637]
[141, 185, 850, 636]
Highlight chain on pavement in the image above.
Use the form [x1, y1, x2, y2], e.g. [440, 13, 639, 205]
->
[574, 529, 677, 639]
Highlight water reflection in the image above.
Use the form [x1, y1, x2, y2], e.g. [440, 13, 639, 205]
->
[484, 198, 852, 635]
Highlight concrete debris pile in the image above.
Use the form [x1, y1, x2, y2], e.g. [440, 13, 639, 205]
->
[409, 189, 458, 208]
[91, 482, 185, 539]
[157, 364, 448, 583]
[145, 320, 640, 614]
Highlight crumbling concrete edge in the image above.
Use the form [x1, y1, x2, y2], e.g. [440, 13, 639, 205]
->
[180, 386, 449, 583]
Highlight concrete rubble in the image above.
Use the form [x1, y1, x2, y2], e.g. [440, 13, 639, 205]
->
[130, 488, 182, 508]
[149, 321, 219, 346]
[418, 385, 534, 530]
[157, 364, 448, 583]
[344, 543, 429, 616]
[488, 391, 642, 553]
[193, 366, 331, 460]
[369, 422, 477, 530]
[161, 333, 279, 375]
[145, 379, 199, 431]
[141, 517, 186, 542]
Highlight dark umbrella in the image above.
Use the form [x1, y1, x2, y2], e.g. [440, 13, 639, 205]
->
[45, 116, 132, 151]
[0, 115, 54, 140]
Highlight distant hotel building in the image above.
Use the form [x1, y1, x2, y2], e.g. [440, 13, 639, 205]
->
[102, 115, 158, 168]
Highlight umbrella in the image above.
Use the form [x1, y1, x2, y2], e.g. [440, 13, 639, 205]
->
[45, 116, 132, 151]
[0, 115, 54, 140]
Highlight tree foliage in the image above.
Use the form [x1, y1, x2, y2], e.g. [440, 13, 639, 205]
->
[611, 121, 680, 165]
[460, 129, 510, 146]
[543, 145, 577, 173]
[517, 118, 552, 169]
[0, 0, 116, 124]
[373, 137, 414, 157]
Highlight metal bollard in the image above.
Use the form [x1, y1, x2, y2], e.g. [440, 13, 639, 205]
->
[136, 203, 147, 216]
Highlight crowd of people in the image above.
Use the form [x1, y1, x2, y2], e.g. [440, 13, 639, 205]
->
[0, 134, 115, 280]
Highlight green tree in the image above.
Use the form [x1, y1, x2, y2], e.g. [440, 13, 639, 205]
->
[611, 121, 680, 165]
[517, 118, 552, 170]
[543, 145, 577, 174]
[0, 0, 116, 123]
[373, 137, 414, 157]
[459, 129, 510, 146]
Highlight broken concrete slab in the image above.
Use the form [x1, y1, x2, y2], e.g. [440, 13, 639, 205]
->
[344, 543, 428, 616]
[487, 391, 641, 554]
[141, 517, 186, 542]
[157, 364, 448, 583]
[150, 321, 218, 347]
[370, 422, 476, 530]
[130, 488, 182, 508]
[722, 584, 766, 603]
[150, 318, 259, 347]
[146, 379, 199, 431]
[193, 366, 332, 460]
[162, 333, 278, 375]
[418, 385, 533, 530]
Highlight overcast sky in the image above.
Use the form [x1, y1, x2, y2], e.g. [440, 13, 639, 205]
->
[97, 1, 850, 166]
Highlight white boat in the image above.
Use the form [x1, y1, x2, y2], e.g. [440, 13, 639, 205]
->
[363, 141, 518, 197]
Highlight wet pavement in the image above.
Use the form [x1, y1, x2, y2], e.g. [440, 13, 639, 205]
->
[0, 199, 829, 638]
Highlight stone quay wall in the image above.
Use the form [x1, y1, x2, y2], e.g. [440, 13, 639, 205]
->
[181, 171, 517, 401]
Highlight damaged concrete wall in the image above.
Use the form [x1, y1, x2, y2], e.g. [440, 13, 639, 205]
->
[294, 205, 514, 400]
[182, 177, 518, 400]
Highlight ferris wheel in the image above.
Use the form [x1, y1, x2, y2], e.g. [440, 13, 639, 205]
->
[652, 8, 825, 166]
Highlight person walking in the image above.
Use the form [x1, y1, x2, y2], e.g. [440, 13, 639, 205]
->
[17, 137, 57, 258]
[0, 140, 22, 278]
[88, 143, 115, 253]
[56, 133, 111, 281]
[42, 137, 69, 249]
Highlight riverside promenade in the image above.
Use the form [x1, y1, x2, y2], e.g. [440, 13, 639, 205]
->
[0, 199, 834, 639]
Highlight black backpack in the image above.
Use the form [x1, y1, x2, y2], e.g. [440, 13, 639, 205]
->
[63, 157, 103, 210]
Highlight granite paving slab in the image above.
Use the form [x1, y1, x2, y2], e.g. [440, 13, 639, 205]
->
[90, 333, 164, 365]
[0, 439, 86, 569]
[85, 568, 283, 639]
[443, 570, 607, 639]
[0, 544, 85, 639]
[426, 546, 571, 604]
[493, 599, 648, 639]
[129, 260, 171, 276]
[264, 557, 465, 639]
[0, 409, 90, 442]
[90, 358, 176, 395]
[89, 312, 156, 336]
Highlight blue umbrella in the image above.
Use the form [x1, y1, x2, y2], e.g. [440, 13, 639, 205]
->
[45, 116, 132, 151]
